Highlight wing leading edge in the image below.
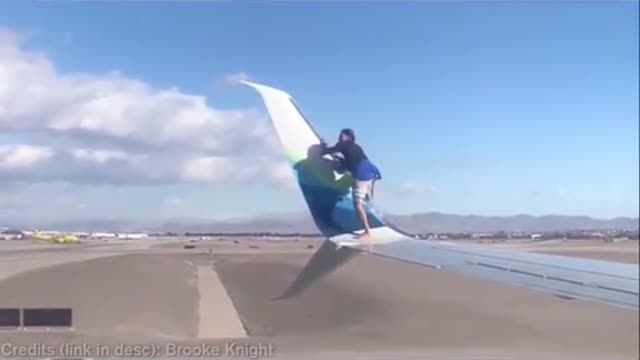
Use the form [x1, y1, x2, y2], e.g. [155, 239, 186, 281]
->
[242, 81, 639, 310]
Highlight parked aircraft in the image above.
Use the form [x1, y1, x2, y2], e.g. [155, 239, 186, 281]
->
[31, 230, 80, 244]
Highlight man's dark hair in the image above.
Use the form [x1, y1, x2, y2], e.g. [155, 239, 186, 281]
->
[340, 128, 356, 142]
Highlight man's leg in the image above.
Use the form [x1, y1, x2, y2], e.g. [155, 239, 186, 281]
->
[353, 180, 372, 240]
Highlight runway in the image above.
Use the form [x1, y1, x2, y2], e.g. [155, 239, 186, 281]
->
[0, 238, 637, 359]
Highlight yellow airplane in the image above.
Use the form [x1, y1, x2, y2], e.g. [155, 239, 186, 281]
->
[31, 230, 80, 244]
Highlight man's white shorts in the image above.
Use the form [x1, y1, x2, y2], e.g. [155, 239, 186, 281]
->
[353, 179, 373, 203]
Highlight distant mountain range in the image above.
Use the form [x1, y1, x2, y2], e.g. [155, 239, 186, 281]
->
[384, 213, 639, 233]
[3, 212, 638, 234]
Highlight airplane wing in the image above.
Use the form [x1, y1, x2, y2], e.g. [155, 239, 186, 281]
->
[241, 81, 639, 310]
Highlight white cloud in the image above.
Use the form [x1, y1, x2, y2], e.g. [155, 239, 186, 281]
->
[272, 162, 297, 189]
[181, 156, 233, 182]
[0, 29, 290, 187]
[70, 148, 134, 164]
[221, 72, 250, 85]
[0, 145, 53, 169]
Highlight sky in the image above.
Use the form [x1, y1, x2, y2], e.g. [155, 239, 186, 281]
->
[0, 1, 638, 224]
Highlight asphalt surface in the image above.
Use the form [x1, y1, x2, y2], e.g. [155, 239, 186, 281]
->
[0, 238, 637, 359]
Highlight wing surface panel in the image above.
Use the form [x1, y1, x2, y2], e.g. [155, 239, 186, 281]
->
[357, 236, 638, 309]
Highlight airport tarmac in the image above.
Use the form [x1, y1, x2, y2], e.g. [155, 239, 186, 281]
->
[0, 238, 637, 359]
[463, 238, 640, 264]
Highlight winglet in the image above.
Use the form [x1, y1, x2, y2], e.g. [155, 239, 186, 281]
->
[242, 80, 390, 236]
[243, 81, 374, 298]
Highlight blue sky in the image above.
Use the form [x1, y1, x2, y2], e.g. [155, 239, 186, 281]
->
[0, 1, 638, 223]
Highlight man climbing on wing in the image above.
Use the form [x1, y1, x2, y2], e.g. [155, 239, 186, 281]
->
[320, 128, 381, 240]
